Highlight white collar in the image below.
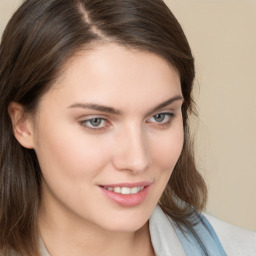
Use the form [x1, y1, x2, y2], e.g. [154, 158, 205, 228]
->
[149, 205, 186, 256]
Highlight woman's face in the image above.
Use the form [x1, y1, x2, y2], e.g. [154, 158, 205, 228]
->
[32, 44, 184, 232]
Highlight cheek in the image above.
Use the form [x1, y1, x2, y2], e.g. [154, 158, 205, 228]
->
[34, 121, 112, 181]
[144, 123, 184, 207]
[150, 125, 184, 171]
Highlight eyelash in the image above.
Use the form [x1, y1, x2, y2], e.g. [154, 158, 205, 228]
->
[80, 112, 175, 133]
[147, 112, 174, 127]
[80, 117, 109, 132]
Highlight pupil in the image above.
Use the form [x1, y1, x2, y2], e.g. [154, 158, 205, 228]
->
[155, 114, 165, 122]
[91, 118, 101, 126]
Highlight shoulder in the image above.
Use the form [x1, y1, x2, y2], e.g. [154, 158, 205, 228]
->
[204, 213, 256, 256]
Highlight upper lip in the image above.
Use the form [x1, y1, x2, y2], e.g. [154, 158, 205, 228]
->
[99, 181, 153, 188]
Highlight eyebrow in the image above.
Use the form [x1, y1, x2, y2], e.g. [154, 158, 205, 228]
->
[68, 102, 121, 115]
[147, 95, 183, 115]
[68, 95, 183, 115]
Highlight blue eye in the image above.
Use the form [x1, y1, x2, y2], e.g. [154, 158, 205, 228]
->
[150, 113, 173, 123]
[81, 118, 106, 128]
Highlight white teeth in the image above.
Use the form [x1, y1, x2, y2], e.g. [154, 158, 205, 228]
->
[131, 187, 138, 194]
[105, 186, 144, 195]
[114, 187, 121, 193]
[121, 187, 130, 194]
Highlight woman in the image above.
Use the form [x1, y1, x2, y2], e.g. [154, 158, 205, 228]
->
[0, 0, 254, 255]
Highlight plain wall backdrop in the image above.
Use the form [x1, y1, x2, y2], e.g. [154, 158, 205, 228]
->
[167, 0, 256, 231]
[0, 0, 255, 231]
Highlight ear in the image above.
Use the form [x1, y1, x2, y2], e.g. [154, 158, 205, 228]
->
[8, 102, 34, 149]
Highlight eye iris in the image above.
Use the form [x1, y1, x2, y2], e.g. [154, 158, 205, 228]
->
[90, 118, 102, 127]
[154, 114, 165, 122]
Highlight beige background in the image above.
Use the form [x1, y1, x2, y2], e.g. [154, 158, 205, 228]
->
[0, 0, 255, 231]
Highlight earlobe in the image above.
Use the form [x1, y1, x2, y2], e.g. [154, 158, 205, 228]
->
[8, 102, 34, 149]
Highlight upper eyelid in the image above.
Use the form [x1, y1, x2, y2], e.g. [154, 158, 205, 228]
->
[149, 110, 175, 119]
[148, 112, 174, 122]
[151, 104, 181, 113]
[153, 110, 174, 114]
[78, 111, 175, 122]
[81, 117, 108, 125]
[79, 111, 173, 120]
[78, 114, 108, 121]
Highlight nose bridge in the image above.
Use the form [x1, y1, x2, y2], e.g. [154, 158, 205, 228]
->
[112, 123, 150, 173]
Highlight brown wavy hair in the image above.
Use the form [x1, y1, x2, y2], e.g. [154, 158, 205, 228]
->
[0, 0, 207, 255]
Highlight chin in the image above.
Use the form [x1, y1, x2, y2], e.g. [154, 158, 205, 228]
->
[105, 220, 148, 233]
[96, 208, 152, 233]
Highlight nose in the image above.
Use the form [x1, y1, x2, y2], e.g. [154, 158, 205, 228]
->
[112, 125, 150, 174]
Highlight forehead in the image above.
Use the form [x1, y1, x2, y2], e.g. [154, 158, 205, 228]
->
[43, 43, 182, 111]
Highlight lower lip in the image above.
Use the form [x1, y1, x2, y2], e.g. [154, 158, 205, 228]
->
[99, 186, 150, 207]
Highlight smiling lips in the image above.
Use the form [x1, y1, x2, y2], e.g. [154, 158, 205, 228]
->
[99, 182, 152, 206]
